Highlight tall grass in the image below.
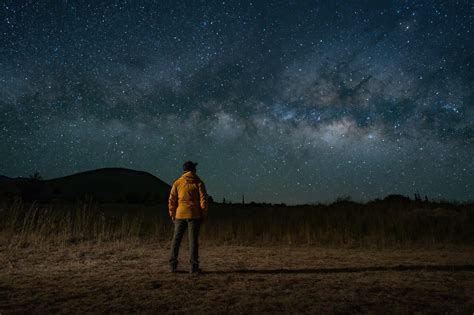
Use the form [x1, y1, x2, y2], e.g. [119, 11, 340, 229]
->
[0, 199, 472, 248]
[0, 200, 151, 248]
[202, 202, 473, 247]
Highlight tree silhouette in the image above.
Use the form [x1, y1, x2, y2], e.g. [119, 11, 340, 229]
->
[29, 171, 43, 181]
[19, 171, 44, 201]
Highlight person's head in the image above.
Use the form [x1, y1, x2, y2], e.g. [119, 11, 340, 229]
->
[183, 161, 198, 173]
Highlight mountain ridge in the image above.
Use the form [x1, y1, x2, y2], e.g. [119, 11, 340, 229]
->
[0, 167, 171, 203]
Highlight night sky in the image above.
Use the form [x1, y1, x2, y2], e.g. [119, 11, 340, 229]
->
[1, 1, 473, 204]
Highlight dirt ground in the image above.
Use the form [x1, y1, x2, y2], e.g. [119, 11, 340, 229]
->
[1, 242, 473, 313]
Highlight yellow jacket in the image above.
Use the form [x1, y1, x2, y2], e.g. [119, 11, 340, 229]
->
[168, 171, 208, 219]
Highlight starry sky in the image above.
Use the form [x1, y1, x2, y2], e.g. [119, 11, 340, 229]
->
[1, 0, 473, 204]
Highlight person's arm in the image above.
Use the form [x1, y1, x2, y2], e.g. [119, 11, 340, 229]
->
[168, 182, 178, 222]
[198, 181, 208, 218]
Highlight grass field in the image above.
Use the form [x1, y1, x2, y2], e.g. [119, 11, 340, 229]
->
[0, 199, 473, 313]
[1, 198, 473, 248]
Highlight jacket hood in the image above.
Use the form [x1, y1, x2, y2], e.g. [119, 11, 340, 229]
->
[181, 171, 201, 184]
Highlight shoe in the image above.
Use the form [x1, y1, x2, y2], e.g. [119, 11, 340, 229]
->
[170, 265, 177, 273]
[190, 265, 201, 275]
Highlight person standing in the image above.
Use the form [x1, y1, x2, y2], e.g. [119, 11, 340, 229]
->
[168, 161, 208, 274]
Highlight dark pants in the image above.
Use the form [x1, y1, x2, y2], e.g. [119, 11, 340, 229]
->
[169, 219, 201, 269]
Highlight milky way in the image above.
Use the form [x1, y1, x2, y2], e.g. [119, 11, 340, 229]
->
[1, 1, 473, 204]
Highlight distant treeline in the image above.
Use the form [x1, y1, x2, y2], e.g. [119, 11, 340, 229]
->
[1, 175, 468, 207]
[2, 169, 470, 207]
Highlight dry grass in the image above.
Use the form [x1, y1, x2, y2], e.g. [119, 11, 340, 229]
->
[1, 199, 473, 248]
[1, 242, 473, 313]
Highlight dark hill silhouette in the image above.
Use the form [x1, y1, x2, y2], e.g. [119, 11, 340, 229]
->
[0, 168, 171, 203]
[0, 175, 14, 182]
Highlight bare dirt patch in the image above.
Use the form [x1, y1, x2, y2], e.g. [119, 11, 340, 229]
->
[1, 243, 473, 313]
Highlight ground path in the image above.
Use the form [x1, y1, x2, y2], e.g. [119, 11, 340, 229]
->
[1, 243, 473, 313]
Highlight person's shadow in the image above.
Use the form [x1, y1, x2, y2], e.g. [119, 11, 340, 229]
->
[150, 264, 474, 289]
[201, 264, 474, 275]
